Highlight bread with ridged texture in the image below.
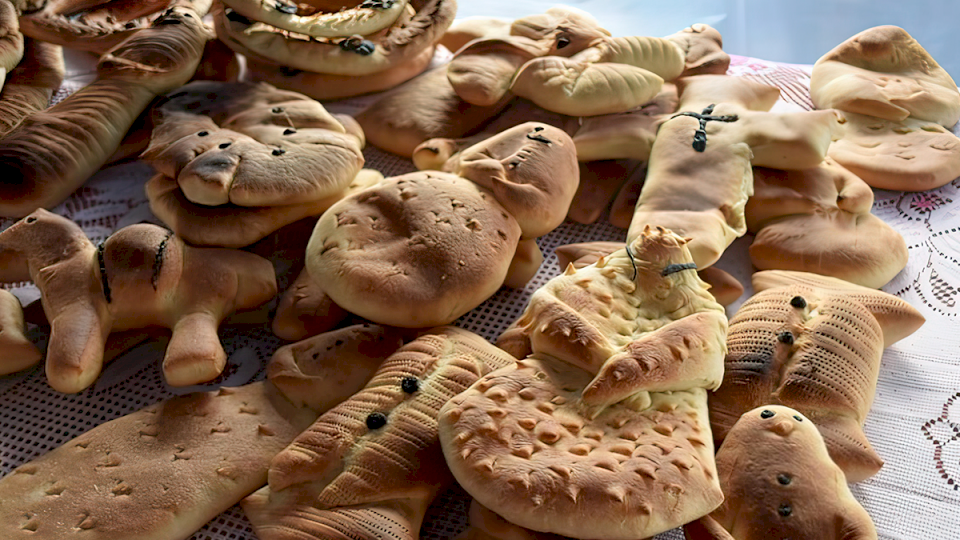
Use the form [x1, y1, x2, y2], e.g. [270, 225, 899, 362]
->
[0, 6, 211, 217]
[810, 25, 960, 127]
[627, 75, 841, 268]
[0, 0, 24, 91]
[243, 327, 517, 540]
[441, 227, 727, 539]
[709, 270, 925, 482]
[0, 209, 277, 393]
[685, 406, 877, 540]
[147, 169, 384, 248]
[142, 81, 364, 207]
[220, 0, 408, 38]
[747, 158, 908, 288]
[0, 288, 41, 375]
[0, 38, 63, 137]
[827, 111, 960, 191]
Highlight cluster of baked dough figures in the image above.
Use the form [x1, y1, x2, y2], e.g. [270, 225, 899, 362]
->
[0, 0, 946, 538]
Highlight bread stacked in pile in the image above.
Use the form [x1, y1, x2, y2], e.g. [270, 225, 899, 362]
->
[0, 3, 952, 539]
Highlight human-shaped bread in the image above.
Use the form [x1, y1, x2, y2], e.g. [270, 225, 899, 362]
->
[213, 0, 454, 76]
[747, 158, 909, 288]
[627, 74, 841, 268]
[142, 81, 364, 207]
[709, 270, 925, 482]
[0, 209, 277, 393]
[242, 326, 516, 540]
[18, 0, 213, 53]
[0, 5, 211, 218]
[810, 26, 960, 191]
[439, 227, 728, 539]
[278, 122, 578, 333]
[0, 323, 403, 540]
[684, 406, 878, 540]
[0, 288, 41, 375]
[447, 7, 683, 116]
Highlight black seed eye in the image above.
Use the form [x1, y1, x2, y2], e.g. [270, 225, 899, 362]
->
[275, 1, 297, 13]
[778, 331, 795, 345]
[761, 409, 775, 419]
[790, 296, 807, 308]
[283, 128, 296, 135]
[557, 36, 571, 49]
[793, 415, 803, 422]
[272, 148, 286, 156]
[777, 473, 792, 485]
[366, 412, 387, 429]
[219, 142, 231, 149]
[401, 377, 420, 394]
[25, 216, 37, 224]
[198, 131, 208, 137]
[778, 504, 792, 517]
[272, 107, 284, 114]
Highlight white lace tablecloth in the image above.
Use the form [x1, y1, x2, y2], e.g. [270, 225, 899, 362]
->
[1, 54, 959, 540]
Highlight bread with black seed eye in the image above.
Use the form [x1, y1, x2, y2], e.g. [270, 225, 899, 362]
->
[684, 405, 877, 540]
[709, 270, 925, 482]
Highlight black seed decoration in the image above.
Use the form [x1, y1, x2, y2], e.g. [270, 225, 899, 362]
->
[25, 216, 37, 224]
[778, 331, 795, 345]
[97, 241, 111, 303]
[662, 262, 698, 276]
[670, 104, 739, 152]
[198, 131, 209, 137]
[339, 37, 376, 55]
[272, 148, 286, 156]
[526, 131, 552, 144]
[360, 0, 396, 8]
[777, 473, 792, 485]
[625, 245, 639, 281]
[275, 1, 297, 14]
[124, 21, 137, 29]
[790, 296, 807, 308]
[557, 36, 571, 49]
[401, 377, 420, 394]
[761, 409, 775, 419]
[152, 233, 172, 291]
[272, 107, 284, 114]
[778, 504, 792, 517]
[283, 129, 296, 135]
[219, 142, 231, 149]
[366, 412, 387, 429]
[793, 415, 803, 422]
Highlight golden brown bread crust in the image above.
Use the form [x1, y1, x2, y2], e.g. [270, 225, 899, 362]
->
[687, 406, 878, 540]
[221, 0, 409, 38]
[0, 288, 41, 375]
[243, 327, 516, 540]
[0, 6, 211, 218]
[0, 209, 277, 393]
[665, 23, 730, 77]
[271, 267, 350, 341]
[709, 270, 925, 482]
[0, 0, 24, 89]
[0, 39, 63, 138]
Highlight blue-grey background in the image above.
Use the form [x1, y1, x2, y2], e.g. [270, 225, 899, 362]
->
[456, 1, 960, 81]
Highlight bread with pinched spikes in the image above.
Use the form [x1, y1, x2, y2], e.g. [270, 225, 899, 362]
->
[440, 227, 728, 540]
[242, 327, 516, 540]
[709, 270, 925, 482]
[685, 406, 877, 540]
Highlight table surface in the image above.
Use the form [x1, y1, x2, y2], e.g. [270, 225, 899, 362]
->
[1, 28, 959, 540]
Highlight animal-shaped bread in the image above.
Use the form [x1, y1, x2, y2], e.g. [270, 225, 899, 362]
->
[0, 5, 211, 218]
[283, 122, 578, 331]
[0, 288, 41, 374]
[709, 270, 925, 482]
[242, 327, 517, 540]
[448, 7, 683, 116]
[747, 158, 908, 288]
[627, 74, 841, 268]
[19, 0, 213, 54]
[439, 227, 728, 539]
[0, 0, 24, 91]
[665, 24, 730, 77]
[685, 406, 877, 540]
[0, 210, 277, 393]
[142, 81, 364, 207]
[0, 323, 402, 540]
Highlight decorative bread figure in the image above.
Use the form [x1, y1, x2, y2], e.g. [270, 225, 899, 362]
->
[0, 288, 41, 374]
[709, 270, 925, 482]
[0, 5, 211, 218]
[276, 122, 578, 333]
[665, 24, 730, 77]
[684, 406, 877, 540]
[628, 74, 842, 269]
[242, 327, 516, 540]
[0, 323, 402, 540]
[0, 0, 24, 92]
[0, 38, 64, 137]
[747, 158, 908, 288]
[439, 227, 728, 540]
[810, 26, 960, 191]
[0, 210, 277, 393]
